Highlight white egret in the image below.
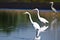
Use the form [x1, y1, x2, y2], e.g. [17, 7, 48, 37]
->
[24, 12, 40, 30]
[24, 12, 49, 40]
[33, 8, 49, 24]
[50, 2, 58, 30]
[50, 2, 58, 40]
[50, 2, 57, 13]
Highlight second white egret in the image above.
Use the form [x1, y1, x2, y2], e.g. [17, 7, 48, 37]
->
[33, 8, 49, 24]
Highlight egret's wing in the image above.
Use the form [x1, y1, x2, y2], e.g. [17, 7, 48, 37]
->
[52, 7, 57, 13]
[40, 26, 48, 32]
[39, 17, 49, 23]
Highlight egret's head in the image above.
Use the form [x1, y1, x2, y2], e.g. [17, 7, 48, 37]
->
[33, 8, 39, 11]
[50, 2, 53, 4]
[24, 12, 30, 15]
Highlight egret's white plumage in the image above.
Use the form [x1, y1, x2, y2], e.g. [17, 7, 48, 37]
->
[33, 8, 49, 23]
[50, 2, 57, 13]
[24, 12, 49, 40]
[37, 25, 48, 37]
[40, 26, 48, 32]
[24, 12, 40, 30]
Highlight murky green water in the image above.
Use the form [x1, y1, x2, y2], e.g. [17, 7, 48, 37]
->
[0, 10, 60, 40]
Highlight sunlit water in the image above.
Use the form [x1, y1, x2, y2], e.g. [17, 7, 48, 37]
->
[0, 10, 60, 40]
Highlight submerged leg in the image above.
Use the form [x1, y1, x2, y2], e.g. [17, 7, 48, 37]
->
[36, 29, 40, 38]
[34, 29, 41, 40]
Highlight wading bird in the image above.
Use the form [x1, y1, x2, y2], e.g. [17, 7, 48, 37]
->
[50, 2, 57, 30]
[24, 12, 48, 40]
[50, 2, 58, 40]
[33, 8, 49, 24]
[50, 2, 57, 13]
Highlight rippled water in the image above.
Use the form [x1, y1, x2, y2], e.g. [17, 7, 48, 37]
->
[0, 10, 60, 40]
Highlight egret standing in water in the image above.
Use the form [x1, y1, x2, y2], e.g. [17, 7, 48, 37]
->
[24, 11, 49, 40]
[33, 8, 49, 24]
[50, 2, 57, 13]
[50, 2, 58, 40]
[50, 2, 57, 30]
[24, 12, 41, 40]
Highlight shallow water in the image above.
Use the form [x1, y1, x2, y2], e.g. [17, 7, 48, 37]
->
[0, 10, 60, 40]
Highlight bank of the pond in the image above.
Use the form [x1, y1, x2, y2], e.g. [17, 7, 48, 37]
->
[0, 10, 60, 21]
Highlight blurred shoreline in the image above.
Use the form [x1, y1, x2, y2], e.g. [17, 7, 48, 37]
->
[0, 9, 60, 12]
[0, 9, 60, 21]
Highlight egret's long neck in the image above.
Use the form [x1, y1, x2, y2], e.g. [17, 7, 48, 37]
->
[37, 10, 41, 18]
[51, 3, 53, 8]
[28, 13, 34, 23]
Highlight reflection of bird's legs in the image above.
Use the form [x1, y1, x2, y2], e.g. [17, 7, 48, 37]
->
[50, 20, 54, 30]
[50, 18, 57, 30]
